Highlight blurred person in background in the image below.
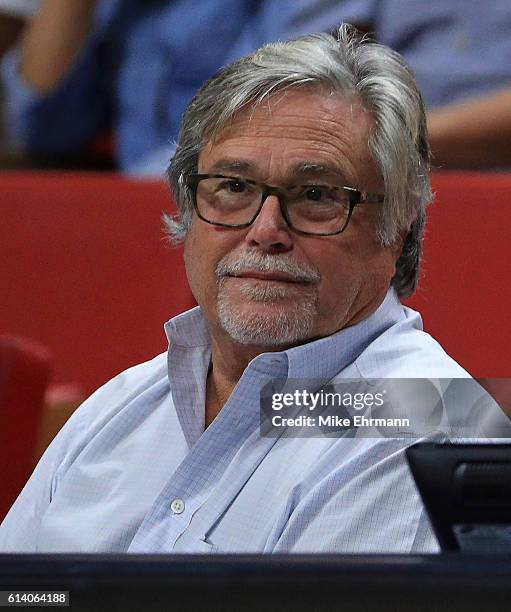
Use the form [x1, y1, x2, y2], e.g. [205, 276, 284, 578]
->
[377, 1, 511, 169]
[302, 0, 511, 169]
[0, 0, 38, 157]
[0, 0, 342, 174]
[2, 0, 511, 174]
[0, 0, 38, 57]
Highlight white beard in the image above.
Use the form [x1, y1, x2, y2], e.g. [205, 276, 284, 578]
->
[215, 251, 321, 346]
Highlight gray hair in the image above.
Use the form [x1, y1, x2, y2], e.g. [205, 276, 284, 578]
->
[165, 24, 431, 297]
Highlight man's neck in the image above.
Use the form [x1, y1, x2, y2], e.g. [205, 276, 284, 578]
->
[205, 333, 286, 427]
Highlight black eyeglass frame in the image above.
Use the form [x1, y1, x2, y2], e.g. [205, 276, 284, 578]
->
[184, 173, 385, 236]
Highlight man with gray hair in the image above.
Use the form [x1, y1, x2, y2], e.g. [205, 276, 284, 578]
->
[0, 26, 468, 554]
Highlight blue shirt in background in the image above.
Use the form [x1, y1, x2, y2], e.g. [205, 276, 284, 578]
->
[1, 0, 341, 173]
[3, 0, 511, 173]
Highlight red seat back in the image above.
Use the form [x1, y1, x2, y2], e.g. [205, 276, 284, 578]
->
[0, 172, 195, 394]
[406, 172, 511, 376]
[0, 336, 51, 520]
[1, 170, 509, 395]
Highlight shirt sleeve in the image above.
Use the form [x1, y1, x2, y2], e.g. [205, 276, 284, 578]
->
[0, 406, 88, 552]
[0, 354, 168, 552]
[1, 33, 107, 154]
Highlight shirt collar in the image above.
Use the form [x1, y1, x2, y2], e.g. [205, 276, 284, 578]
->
[164, 288, 404, 382]
[164, 305, 211, 348]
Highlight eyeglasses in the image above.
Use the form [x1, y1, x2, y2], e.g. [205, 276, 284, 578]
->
[184, 173, 385, 236]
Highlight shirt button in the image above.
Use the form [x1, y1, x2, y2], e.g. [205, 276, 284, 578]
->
[170, 498, 185, 515]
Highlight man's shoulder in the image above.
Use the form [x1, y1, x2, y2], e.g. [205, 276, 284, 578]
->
[99, 352, 169, 393]
[83, 350, 168, 409]
[353, 306, 470, 379]
[59, 352, 169, 445]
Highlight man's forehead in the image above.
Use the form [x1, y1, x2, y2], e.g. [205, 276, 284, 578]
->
[208, 88, 369, 138]
[198, 88, 377, 186]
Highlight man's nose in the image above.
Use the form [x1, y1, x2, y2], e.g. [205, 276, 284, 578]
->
[244, 195, 293, 252]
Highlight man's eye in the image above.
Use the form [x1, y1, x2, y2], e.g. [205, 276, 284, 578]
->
[223, 179, 247, 193]
[304, 186, 328, 202]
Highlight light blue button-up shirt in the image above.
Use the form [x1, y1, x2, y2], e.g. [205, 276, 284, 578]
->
[0, 290, 470, 553]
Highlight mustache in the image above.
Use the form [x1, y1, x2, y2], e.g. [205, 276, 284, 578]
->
[216, 251, 321, 284]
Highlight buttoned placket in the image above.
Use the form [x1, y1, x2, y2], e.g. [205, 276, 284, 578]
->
[128, 352, 289, 553]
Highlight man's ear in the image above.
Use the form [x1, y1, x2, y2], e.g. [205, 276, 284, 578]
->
[390, 229, 407, 261]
